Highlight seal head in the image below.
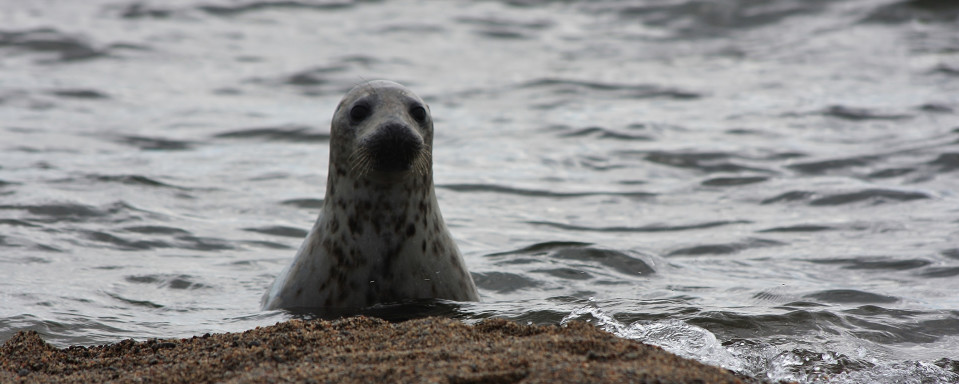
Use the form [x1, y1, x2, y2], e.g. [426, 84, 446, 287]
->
[263, 80, 480, 310]
[340, 81, 432, 183]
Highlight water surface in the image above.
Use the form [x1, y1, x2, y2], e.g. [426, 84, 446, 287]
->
[1, 1, 958, 383]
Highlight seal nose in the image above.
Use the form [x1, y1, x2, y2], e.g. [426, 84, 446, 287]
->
[366, 122, 423, 172]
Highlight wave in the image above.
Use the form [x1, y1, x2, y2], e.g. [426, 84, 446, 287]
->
[112, 135, 195, 151]
[667, 238, 785, 257]
[242, 225, 308, 238]
[517, 78, 701, 100]
[864, 0, 959, 24]
[214, 125, 330, 142]
[0, 28, 103, 61]
[125, 274, 211, 290]
[439, 183, 654, 199]
[198, 1, 354, 16]
[0, 201, 139, 223]
[761, 189, 931, 206]
[528, 220, 750, 233]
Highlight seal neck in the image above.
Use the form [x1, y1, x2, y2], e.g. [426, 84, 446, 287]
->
[324, 162, 436, 208]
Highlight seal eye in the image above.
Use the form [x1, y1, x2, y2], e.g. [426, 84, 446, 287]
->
[410, 105, 427, 122]
[350, 104, 371, 123]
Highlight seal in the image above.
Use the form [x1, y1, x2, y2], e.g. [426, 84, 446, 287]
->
[263, 80, 480, 310]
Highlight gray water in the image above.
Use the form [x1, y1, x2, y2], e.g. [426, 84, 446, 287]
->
[1, 0, 958, 382]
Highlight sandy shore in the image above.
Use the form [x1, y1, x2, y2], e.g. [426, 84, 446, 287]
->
[1, 316, 775, 383]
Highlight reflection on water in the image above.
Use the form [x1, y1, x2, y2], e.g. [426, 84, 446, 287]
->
[1, 0, 958, 382]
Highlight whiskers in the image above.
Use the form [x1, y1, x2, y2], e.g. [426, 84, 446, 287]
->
[348, 144, 432, 178]
[349, 146, 374, 178]
[410, 146, 432, 177]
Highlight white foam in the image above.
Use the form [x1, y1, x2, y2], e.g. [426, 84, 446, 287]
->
[561, 300, 958, 384]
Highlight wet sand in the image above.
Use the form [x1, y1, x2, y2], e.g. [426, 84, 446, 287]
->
[1, 316, 775, 383]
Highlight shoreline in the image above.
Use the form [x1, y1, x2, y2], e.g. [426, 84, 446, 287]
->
[1, 316, 776, 383]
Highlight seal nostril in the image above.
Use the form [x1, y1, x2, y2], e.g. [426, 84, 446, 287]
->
[367, 123, 422, 172]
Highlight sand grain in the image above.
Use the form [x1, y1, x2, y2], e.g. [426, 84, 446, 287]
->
[1, 316, 773, 383]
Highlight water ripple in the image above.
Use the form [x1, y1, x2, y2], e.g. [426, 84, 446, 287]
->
[809, 189, 931, 206]
[929, 153, 959, 172]
[528, 220, 750, 233]
[806, 257, 933, 271]
[642, 151, 773, 173]
[700, 176, 768, 187]
[81, 227, 234, 252]
[548, 247, 655, 276]
[843, 306, 959, 344]
[457, 14, 553, 40]
[0, 201, 140, 223]
[198, 1, 354, 16]
[125, 274, 211, 290]
[822, 105, 913, 121]
[214, 125, 330, 142]
[805, 289, 899, 304]
[667, 238, 785, 257]
[761, 189, 931, 206]
[115, 3, 175, 19]
[242, 226, 308, 238]
[758, 224, 833, 233]
[865, 0, 959, 24]
[609, 0, 832, 38]
[921, 267, 959, 278]
[79, 175, 189, 190]
[105, 292, 164, 309]
[0, 219, 42, 228]
[788, 155, 878, 174]
[487, 241, 592, 256]
[283, 65, 351, 86]
[518, 78, 702, 100]
[280, 198, 324, 209]
[83, 230, 170, 251]
[48, 89, 109, 100]
[472, 271, 541, 294]
[122, 225, 190, 235]
[481, 243, 656, 293]
[0, 28, 104, 61]
[556, 126, 654, 141]
[439, 184, 654, 199]
[253, 58, 381, 96]
[112, 135, 195, 151]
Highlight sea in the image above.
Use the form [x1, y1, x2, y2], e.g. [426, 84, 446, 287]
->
[1, 1, 958, 383]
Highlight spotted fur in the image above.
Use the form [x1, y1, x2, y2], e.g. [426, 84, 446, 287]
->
[263, 80, 480, 310]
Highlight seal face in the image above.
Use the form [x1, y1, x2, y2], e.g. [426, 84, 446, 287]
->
[263, 80, 480, 310]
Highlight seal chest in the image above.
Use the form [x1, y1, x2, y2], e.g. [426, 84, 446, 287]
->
[263, 80, 480, 310]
